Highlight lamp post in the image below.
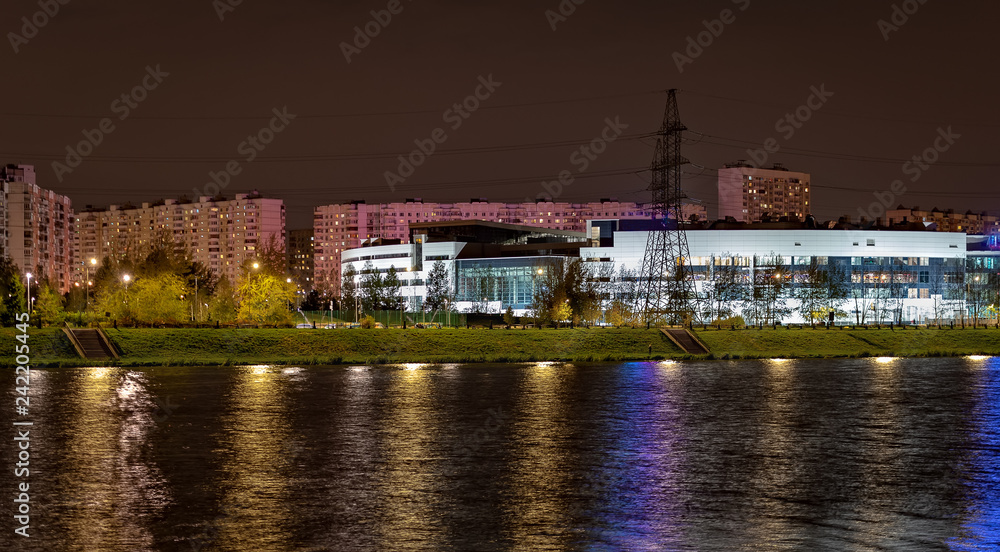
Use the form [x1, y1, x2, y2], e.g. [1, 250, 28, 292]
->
[122, 274, 131, 320]
[194, 275, 199, 322]
[532, 267, 543, 325]
[250, 262, 260, 323]
[25, 273, 31, 315]
[85, 258, 97, 310]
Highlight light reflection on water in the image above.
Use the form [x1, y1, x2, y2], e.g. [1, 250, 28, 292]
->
[504, 362, 574, 550]
[375, 364, 445, 550]
[45, 367, 171, 550]
[2, 358, 1000, 550]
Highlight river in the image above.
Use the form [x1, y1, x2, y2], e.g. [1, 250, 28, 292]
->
[2, 358, 998, 550]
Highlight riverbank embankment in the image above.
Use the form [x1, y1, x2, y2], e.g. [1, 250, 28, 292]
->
[4, 326, 999, 367]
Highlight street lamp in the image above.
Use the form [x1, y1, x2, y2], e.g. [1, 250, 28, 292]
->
[25, 273, 31, 315]
[406, 266, 413, 320]
[122, 274, 131, 319]
[85, 258, 97, 310]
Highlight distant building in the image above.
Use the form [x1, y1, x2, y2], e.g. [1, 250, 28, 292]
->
[340, 220, 587, 315]
[343, 216, 986, 324]
[0, 164, 74, 293]
[74, 190, 285, 285]
[286, 228, 314, 291]
[313, 198, 704, 296]
[886, 206, 999, 235]
[718, 162, 811, 223]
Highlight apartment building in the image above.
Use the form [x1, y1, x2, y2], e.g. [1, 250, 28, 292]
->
[718, 162, 811, 223]
[313, 198, 706, 295]
[0, 164, 74, 293]
[75, 190, 284, 285]
[287, 228, 314, 290]
[886, 206, 999, 235]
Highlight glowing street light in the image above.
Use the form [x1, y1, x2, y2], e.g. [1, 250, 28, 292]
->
[25, 273, 31, 314]
[122, 274, 131, 313]
[85, 257, 97, 309]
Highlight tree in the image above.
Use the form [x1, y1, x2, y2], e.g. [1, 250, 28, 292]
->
[341, 264, 359, 321]
[425, 261, 450, 312]
[360, 261, 384, 313]
[384, 266, 402, 311]
[503, 306, 515, 327]
[133, 274, 188, 324]
[606, 300, 633, 327]
[237, 270, 296, 323]
[553, 301, 572, 329]
[0, 257, 26, 327]
[33, 284, 66, 326]
[208, 275, 238, 322]
[300, 289, 324, 312]
[255, 233, 287, 275]
[467, 265, 497, 313]
[707, 254, 744, 322]
[797, 261, 832, 324]
[606, 265, 639, 326]
[742, 254, 791, 325]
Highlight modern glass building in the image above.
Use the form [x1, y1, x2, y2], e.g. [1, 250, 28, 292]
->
[342, 218, 998, 323]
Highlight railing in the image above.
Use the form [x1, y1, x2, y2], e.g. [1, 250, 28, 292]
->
[95, 323, 122, 359]
[61, 323, 87, 359]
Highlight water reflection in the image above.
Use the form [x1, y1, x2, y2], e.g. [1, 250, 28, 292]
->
[375, 364, 447, 550]
[951, 357, 1000, 549]
[600, 362, 687, 550]
[56, 367, 171, 550]
[212, 365, 296, 551]
[6, 359, 1000, 550]
[503, 362, 574, 550]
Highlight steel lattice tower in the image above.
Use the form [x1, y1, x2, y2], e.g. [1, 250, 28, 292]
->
[638, 89, 697, 325]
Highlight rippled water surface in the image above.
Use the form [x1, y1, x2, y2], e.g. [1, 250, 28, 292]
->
[2, 358, 999, 550]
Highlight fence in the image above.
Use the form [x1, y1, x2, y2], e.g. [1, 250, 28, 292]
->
[298, 310, 467, 327]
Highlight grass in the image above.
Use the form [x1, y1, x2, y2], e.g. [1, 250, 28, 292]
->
[693, 326, 1000, 359]
[3, 325, 999, 367]
[0, 327, 685, 367]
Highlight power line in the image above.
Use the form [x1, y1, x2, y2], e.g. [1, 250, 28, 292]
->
[680, 89, 1000, 128]
[63, 165, 652, 197]
[0, 90, 666, 121]
[688, 131, 1000, 168]
[0, 132, 658, 164]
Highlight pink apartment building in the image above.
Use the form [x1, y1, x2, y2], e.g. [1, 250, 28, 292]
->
[312, 198, 706, 295]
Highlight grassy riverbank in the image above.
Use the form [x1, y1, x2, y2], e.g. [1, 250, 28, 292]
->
[694, 326, 1000, 359]
[3, 326, 999, 367]
[1, 327, 684, 366]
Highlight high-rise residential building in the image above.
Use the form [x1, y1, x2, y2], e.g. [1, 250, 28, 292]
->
[0, 164, 74, 293]
[718, 162, 811, 223]
[286, 228, 314, 291]
[312, 198, 706, 295]
[74, 190, 285, 285]
[886, 206, 999, 235]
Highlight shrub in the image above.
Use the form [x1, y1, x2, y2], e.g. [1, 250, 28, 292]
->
[360, 315, 376, 329]
[710, 315, 746, 327]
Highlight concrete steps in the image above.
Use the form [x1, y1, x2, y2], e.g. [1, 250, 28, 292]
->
[64, 328, 118, 360]
[660, 328, 709, 355]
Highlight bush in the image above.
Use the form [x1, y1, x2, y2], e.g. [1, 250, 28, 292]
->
[710, 315, 746, 327]
[360, 315, 376, 329]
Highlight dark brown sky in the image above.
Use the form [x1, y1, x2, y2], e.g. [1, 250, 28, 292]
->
[2, 0, 997, 229]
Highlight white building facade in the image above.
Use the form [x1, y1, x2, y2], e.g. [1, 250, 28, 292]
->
[341, 220, 984, 324]
[582, 222, 969, 324]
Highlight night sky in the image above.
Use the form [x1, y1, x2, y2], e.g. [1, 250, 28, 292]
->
[2, 0, 997, 229]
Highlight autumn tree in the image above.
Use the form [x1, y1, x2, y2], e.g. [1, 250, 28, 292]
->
[33, 283, 66, 326]
[208, 275, 238, 322]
